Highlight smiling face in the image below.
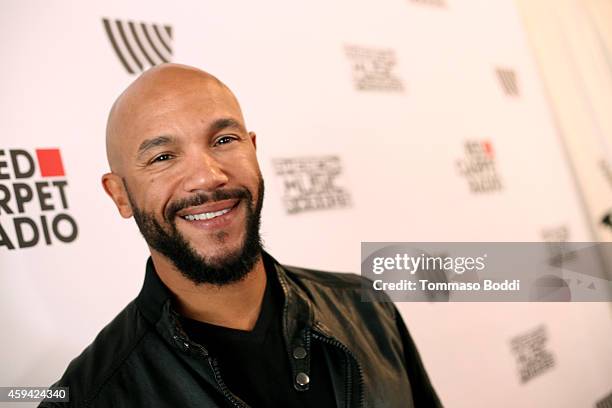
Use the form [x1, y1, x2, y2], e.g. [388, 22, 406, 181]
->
[103, 64, 264, 285]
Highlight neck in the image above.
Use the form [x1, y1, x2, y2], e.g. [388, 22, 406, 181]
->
[150, 251, 267, 331]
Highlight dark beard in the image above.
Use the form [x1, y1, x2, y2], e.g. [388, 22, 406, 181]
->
[124, 177, 264, 286]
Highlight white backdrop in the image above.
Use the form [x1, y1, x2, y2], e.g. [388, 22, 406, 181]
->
[517, 0, 612, 277]
[1, 0, 611, 407]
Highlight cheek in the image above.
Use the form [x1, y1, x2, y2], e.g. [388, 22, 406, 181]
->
[134, 179, 172, 216]
[222, 151, 261, 181]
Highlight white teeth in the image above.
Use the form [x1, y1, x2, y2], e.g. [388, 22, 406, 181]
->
[184, 207, 232, 221]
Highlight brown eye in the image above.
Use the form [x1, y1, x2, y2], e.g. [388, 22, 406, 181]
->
[151, 153, 173, 163]
[215, 136, 237, 146]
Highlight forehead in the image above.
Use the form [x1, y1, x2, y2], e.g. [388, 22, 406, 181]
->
[136, 77, 241, 123]
[118, 76, 244, 146]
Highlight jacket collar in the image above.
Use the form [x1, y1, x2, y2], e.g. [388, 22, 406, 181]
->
[266, 251, 314, 349]
[135, 256, 171, 327]
[135, 251, 339, 393]
[135, 251, 315, 340]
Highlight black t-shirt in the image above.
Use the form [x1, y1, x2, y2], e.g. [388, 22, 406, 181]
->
[180, 262, 337, 408]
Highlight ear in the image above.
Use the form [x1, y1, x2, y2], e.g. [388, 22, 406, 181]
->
[248, 131, 257, 150]
[101, 173, 133, 218]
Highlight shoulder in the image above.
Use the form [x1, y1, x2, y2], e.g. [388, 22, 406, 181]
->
[281, 263, 397, 317]
[279, 262, 405, 369]
[48, 300, 151, 407]
[283, 263, 368, 288]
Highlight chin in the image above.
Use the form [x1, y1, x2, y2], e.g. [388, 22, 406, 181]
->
[196, 237, 245, 262]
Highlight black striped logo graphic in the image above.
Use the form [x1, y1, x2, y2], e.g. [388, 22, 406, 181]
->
[596, 391, 612, 408]
[102, 18, 172, 74]
[496, 68, 519, 96]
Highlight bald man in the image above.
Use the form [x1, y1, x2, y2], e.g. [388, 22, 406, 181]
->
[40, 64, 441, 408]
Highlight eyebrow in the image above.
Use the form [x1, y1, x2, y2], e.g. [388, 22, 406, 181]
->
[210, 117, 245, 134]
[136, 135, 175, 159]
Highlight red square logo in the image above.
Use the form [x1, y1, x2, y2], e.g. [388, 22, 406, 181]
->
[36, 149, 65, 177]
[482, 140, 494, 158]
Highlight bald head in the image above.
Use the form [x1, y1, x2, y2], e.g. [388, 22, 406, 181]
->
[100, 62, 264, 289]
[105, 63, 242, 174]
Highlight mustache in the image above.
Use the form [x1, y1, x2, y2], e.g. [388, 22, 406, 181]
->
[165, 187, 251, 221]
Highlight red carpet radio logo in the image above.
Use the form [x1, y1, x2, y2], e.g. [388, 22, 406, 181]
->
[541, 225, 578, 266]
[273, 156, 352, 214]
[496, 68, 519, 97]
[456, 140, 503, 193]
[509, 325, 555, 383]
[344, 45, 404, 92]
[102, 18, 173, 74]
[0, 148, 78, 250]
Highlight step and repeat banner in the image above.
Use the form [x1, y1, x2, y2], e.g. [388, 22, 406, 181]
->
[1, 0, 611, 407]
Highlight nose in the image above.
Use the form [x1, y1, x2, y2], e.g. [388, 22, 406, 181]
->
[181, 151, 229, 193]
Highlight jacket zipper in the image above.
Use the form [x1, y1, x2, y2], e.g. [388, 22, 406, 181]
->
[208, 356, 249, 408]
[173, 313, 248, 408]
[312, 328, 365, 408]
[174, 330, 249, 408]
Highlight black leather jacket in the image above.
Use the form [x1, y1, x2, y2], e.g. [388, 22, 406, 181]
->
[41, 252, 442, 407]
